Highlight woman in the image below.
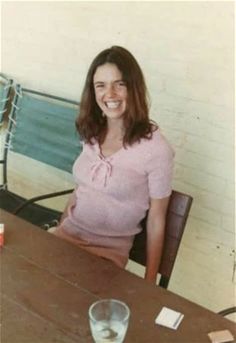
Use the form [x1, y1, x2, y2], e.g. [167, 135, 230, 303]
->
[53, 46, 174, 283]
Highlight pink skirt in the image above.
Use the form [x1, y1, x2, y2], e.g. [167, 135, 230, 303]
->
[52, 225, 129, 268]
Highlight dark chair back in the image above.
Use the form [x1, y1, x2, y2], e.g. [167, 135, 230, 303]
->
[129, 190, 193, 288]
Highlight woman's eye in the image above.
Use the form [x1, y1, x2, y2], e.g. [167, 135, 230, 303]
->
[94, 83, 104, 88]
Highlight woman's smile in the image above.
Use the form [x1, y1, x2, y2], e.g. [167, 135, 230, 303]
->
[105, 100, 121, 109]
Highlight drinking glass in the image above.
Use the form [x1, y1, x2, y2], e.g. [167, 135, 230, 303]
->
[88, 299, 130, 343]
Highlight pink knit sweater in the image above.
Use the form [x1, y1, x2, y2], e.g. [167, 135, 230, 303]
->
[54, 129, 174, 267]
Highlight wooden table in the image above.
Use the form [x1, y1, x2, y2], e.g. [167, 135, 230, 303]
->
[1, 210, 235, 343]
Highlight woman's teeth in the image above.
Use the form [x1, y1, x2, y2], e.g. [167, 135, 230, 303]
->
[106, 101, 120, 109]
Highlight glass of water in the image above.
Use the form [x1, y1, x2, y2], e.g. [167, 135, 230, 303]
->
[88, 299, 130, 343]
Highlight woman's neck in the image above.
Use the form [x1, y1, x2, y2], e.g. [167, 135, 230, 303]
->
[106, 118, 125, 140]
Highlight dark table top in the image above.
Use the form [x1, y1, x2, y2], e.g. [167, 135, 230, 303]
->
[1, 209, 235, 343]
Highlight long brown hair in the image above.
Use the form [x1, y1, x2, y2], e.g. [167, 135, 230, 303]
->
[76, 46, 157, 145]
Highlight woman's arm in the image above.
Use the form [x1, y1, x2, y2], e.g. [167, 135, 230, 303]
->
[59, 187, 78, 224]
[144, 196, 170, 283]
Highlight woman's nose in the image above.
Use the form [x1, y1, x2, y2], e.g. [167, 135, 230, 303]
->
[105, 85, 116, 97]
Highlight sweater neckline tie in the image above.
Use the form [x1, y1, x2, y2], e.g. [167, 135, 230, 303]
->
[91, 155, 113, 186]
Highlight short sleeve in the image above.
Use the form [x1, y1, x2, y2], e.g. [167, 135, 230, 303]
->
[145, 135, 174, 199]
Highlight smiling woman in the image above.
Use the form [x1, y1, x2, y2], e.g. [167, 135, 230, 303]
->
[77, 46, 151, 146]
[52, 46, 174, 283]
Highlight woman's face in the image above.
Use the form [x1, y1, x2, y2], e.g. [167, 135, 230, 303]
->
[93, 63, 128, 120]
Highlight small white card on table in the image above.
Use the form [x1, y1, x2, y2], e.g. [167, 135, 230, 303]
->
[208, 330, 234, 343]
[155, 306, 184, 330]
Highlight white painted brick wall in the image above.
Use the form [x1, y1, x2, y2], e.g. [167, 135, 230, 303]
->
[1, 1, 234, 311]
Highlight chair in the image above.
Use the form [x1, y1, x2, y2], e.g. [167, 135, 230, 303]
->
[0, 84, 81, 228]
[0, 73, 13, 125]
[218, 307, 236, 317]
[129, 190, 193, 289]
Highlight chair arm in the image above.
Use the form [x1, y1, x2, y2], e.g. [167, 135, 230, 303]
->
[218, 307, 236, 316]
[14, 189, 74, 215]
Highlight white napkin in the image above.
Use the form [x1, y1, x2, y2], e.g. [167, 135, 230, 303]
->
[155, 307, 184, 330]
